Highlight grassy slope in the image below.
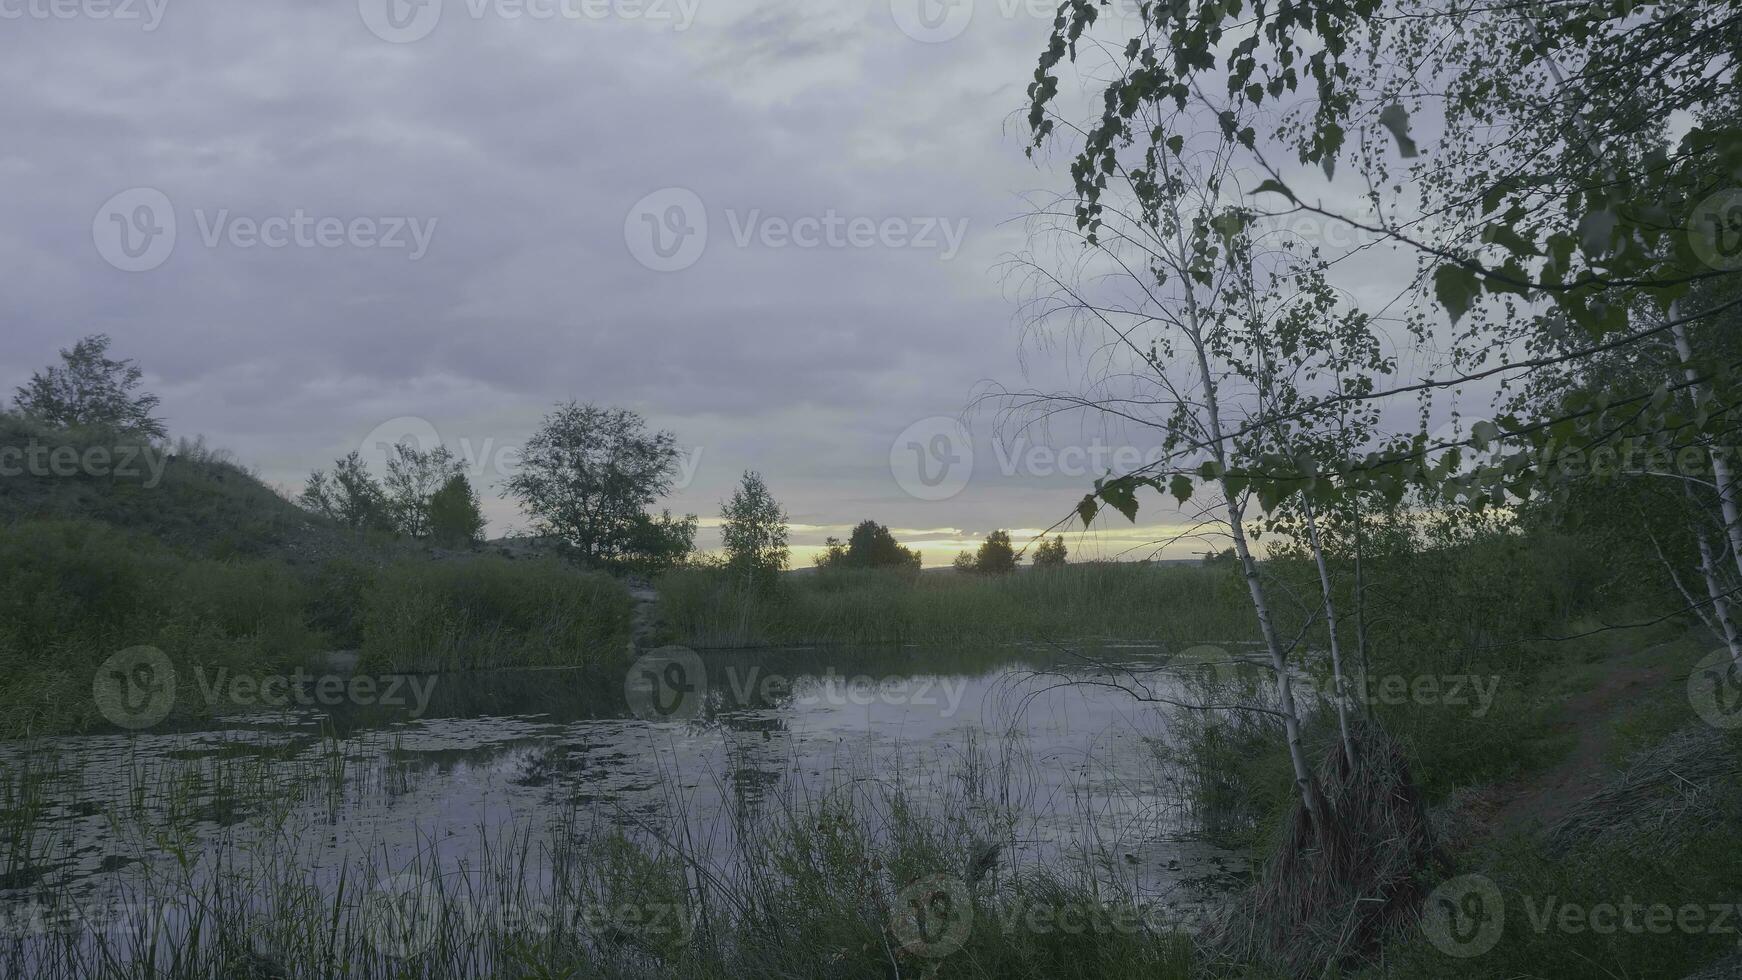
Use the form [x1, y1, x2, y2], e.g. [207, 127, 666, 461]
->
[1190, 617, 1742, 979]
[1357, 626, 1742, 979]
[0, 415, 632, 736]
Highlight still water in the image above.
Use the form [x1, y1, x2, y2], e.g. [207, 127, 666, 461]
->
[1, 643, 1249, 954]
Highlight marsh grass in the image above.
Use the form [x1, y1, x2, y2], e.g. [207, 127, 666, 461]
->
[659, 562, 1256, 649]
[2, 735, 1203, 980]
[0, 518, 634, 736]
[0, 520, 328, 736]
[358, 557, 632, 672]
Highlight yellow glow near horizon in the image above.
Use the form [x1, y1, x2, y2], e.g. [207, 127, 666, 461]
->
[698, 522, 1217, 568]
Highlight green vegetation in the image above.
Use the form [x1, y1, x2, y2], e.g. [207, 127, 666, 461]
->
[972, 529, 1019, 575]
[1153, 509, 1736, 976]
[3, 736, 1196, 980]
[812, 519, 921, 572]
[13, 334, 165, 439]
[506, 401, 697, 571]
[0, 389, 633, 736]
[659, 560, 1254, 648]
[358, 556, 630, 672]
[1032, 534, 1068, 568]
[300, 442, 486, 544]
[0, 518, 323, 736]
[717, 469, 789, 585]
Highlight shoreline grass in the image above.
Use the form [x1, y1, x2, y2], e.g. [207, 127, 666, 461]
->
[2, 733, 1204, 980]
[657, 562, 1259, 649]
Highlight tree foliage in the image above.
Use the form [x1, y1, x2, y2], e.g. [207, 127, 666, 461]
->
[814, 520, 921, 572]
[299, 451, 393, 532]
[974, 530, 1018, 575]
[507, 402, 694, 568]
[14, 334, 165, 438]
[721, 470, 789, 580]
[427, 473, 486, 546]
[1032, 535, 1068, 568]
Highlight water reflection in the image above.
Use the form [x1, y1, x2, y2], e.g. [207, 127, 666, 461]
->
[0, 643, 1250, 947]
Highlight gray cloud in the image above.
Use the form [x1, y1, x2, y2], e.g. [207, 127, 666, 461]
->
[1, 0, 1429, 561]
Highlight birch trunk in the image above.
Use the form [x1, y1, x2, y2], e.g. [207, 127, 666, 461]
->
[1668, 304, 1742, 612]
[1179, 295, 1327, 836]
[1304, 497, 1358, 772]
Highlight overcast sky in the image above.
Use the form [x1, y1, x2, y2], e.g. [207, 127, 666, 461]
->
[1, 0, 1439, 564]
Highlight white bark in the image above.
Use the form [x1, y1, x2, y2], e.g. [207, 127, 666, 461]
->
[1179, 291, 1327, 836]
[1304, 498, 1358, 772]
[1668, 305, 1742, 616]
[1692, 527, 1742, 665]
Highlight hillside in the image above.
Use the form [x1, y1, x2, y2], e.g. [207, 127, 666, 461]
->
[0, 413, 633, 737]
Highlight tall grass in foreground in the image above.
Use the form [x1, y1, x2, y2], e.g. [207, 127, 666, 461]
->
[2, 739, 1199, 980]
[659, 562, 1256, 648]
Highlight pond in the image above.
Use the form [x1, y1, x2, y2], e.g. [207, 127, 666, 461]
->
[1, 642, 1252, 972]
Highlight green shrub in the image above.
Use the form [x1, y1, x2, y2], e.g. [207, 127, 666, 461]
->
[305, 557, 378, 649]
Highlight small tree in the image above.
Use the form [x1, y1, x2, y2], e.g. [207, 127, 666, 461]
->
[973, 530, 1018, 575]
[15, 334, 165, 437]
[385, 442, 465, 537]
[720, 471, 789, 582]
[622, 509, 698, 571]
[814, 537, 849, 569]
[1032, 535, 1067, 568]
[427, 473, 486, 546]
[814, 521, 921, 571]
[951, 551, 977, 573]
[300, 452, 392, 531]
[507, 402, 694, 567]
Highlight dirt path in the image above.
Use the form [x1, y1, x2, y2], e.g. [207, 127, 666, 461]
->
[1490, 640, 1685, 832]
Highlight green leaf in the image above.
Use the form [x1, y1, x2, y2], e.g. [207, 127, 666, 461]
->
[1169, 474, 1193, 503]
[1077, 496, 1098, 527]
[1253, 178, 1295, 201]
[1481, 223, 1539, 257]
[1433, 263, 1481, 323]
[1578, 208, 1619, 256]
[1377, 103, 1418, 157]
[1470, 419, 1498, 452]
[1101, 481, 1140, 522]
